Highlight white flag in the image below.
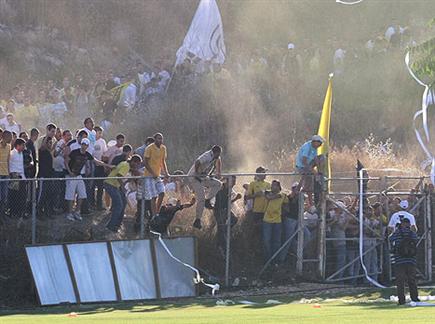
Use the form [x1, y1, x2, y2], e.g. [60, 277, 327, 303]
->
[176, 0, 226, 66]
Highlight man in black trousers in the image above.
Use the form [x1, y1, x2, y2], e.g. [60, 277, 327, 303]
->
[389, 218, 420, 305]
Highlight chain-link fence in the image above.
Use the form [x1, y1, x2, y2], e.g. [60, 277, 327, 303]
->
[0, 173, 433, 305]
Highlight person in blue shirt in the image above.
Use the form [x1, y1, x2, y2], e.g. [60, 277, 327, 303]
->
[389, 218, 420, 305]
[295, 135, 324, 207]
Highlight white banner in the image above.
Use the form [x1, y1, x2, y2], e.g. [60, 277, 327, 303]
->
[176, 0, 226, 66]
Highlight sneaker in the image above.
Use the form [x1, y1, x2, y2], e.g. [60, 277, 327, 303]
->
[66, 213, 75, 221]
[204, 199, 214, 210]
[193, 218, 202, 229]
[73, 212, 83, 221]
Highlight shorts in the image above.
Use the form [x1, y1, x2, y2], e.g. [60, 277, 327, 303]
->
[65, 175, 87, 201]
[143, 177, 165, 200]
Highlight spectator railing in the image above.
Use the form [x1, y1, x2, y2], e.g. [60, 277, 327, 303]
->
[0, 172, 432, 301]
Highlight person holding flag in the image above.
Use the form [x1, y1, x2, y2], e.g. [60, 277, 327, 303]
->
[295, 74, 332, 206]
[295, 135, 325, 207]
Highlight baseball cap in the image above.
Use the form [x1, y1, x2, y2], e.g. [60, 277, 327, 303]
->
[311, 135, 324, 143]
[81, 138, 90, 146]
[292, 182, 299, 188]
[399, 200, 409, 209]
[256, 166, 268, 173]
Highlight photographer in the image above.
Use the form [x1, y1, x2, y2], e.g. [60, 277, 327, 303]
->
[389, 218, 420, 305]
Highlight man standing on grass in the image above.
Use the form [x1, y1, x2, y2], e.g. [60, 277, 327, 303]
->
[389, 218, 420, 305]
[143, 133, 169, 218]
[188, 145, 223, 229]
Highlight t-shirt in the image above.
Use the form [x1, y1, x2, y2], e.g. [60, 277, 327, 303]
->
[81, 128, 97, 154]
[143, 143, 166, 177]
[2, 122, 20, 135]
[388, 211, 416, 228]
[134, 144, 147, 159]
[296, 141, 318, 170]
[247, 180, 271, 213]
[38, 149, 53, 178]
[9, 148, 25, 178]
[105, 161, 130, 188]
[112, 154, 127, 166]
[93, 138, 107, 160]
[284, 195, 299, 220]
[53, 139, 67, 172]
[68, 149, 94, 176]
[118, 83, 137, 110]
[188, 150, 218, 176]
[263, 194, 289, 223]
[0, 143, 11, 176]
[389, 227, 417, 265]
[105, 145, 123, 164]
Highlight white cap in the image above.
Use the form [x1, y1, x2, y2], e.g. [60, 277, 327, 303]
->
[81, 138, 90, 146]
[399, 200, 409, 209]
[335, 201, 346, 210]
[311, 135, 324, 143]
[291, 182, 299, 188]
[167, 198, 178, 207]
[287, 43, 295, 50]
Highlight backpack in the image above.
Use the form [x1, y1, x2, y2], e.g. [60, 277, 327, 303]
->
[397, 231, 417, 258]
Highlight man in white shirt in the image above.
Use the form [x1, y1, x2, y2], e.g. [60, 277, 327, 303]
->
[81, 117, 97, 154]
[1, 113, 21, 135]
[388, 200, 417, 233]
[188, 145, 223, 229]
[103, 134, 125, 164]
[9, 138, 26, 218]
[52, 129, 72, 213]
[93, 126, 107, 210]
[118, 82, 137, 111]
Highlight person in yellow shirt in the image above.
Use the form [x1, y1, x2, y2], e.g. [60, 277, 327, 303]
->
[0, 130, 12, 215]
[244, 166, 271, 258]
[143, 132, 169, 217]
[245, 166, 271, 222]
[105, 155, 141, 233]
[262, 180, 289, 263]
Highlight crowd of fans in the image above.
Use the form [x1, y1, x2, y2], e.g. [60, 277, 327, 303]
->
[0, 23, 431, 288]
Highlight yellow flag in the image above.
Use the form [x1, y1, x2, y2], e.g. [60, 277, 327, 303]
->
[317, 74, 333, 180]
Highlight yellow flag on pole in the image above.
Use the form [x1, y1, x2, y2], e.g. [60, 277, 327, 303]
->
[317, 74, 333, 182]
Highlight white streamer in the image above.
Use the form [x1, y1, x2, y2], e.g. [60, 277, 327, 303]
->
[405, 52, 435, 184]
[359, 169, 386, 288]
[150, 230, 220, 295]
[405, 52, 431, 142]
[336, 0, 364, 5]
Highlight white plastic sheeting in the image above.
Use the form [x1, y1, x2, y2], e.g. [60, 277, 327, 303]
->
[67, 242, 117, 302]
[25, 245, 76, 306]
[26, 237, 197, 305]
[154, 237, 196, 298]
[111, 240, 157, 300]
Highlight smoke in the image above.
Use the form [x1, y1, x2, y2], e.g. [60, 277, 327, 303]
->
[1, 0, 435, 171]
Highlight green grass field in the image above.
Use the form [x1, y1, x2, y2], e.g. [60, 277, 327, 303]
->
[1, 290, 434, 324]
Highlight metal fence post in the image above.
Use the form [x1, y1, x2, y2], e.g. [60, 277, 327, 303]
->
[31, 179, 37, 244]
[140, 178, 145, 239]
[426, 191, 432, 281]
[224, 176, 232, 287]
[296, 190, 305, 275]
[318, 194, 327, 279]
